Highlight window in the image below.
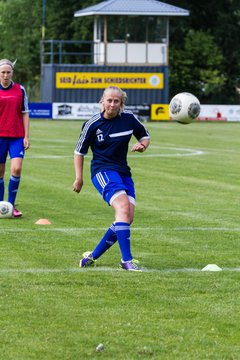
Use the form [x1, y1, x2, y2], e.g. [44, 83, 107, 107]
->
[106, 16, 167, 43]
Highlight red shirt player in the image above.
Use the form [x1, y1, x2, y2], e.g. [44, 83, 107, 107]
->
[0, 59, 30, 217]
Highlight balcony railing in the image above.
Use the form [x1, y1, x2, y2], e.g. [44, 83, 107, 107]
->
[41, 39, 168, 66]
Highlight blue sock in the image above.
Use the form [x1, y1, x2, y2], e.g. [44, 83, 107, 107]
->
[115, 222, 132, 262]
[8, 176, 21, 205]
[0, 178, 4, 201]
[92, 223, 117, 259]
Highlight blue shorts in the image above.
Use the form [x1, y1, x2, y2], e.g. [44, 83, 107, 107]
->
[92, 170, 136, 206]
[0, 137, 25, 163]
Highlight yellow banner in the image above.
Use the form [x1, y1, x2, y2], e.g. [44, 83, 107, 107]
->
[151, 104, 170, 121]
[56, 72, 163, 89]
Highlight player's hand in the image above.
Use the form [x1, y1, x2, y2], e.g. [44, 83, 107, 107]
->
[24, 138, 30, 150]
[131, 142, 146, 152]
[72, 179, 83, 193]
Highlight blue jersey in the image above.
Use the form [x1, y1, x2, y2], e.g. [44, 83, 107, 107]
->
[75, 110, 150, 177]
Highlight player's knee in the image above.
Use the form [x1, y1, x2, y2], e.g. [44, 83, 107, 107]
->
[113, 200, 131, 223]
[11, 159, 23, 177]
[11, 166, 22, 177]
[121, 205, 132, 223]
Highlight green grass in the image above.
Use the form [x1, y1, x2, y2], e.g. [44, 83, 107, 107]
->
[0, 120, 239, 359]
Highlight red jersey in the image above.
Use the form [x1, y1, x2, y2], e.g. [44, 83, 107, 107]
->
[0, 82, 29, 137]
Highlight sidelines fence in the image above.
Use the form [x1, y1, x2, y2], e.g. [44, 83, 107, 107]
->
[29, 103, 240, 122]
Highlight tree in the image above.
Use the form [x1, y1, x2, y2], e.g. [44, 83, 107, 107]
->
[0, 0, 41, 100]
[168, 0, 240, 103]
[169, 30, 226, 103]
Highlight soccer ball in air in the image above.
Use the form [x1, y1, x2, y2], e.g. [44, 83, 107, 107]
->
[169, 92, 201, 124]
[0, 201, 13, 219]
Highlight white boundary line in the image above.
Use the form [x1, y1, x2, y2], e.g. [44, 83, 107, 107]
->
[26, 146, 205, 159]
[0, 267, 239, 274]
[1, 227, 240, 233]
[128, 147, 204, 157]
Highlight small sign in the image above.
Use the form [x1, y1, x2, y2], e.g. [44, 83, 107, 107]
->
[29, 103, 52, 119]
[151, 104, 170, 121]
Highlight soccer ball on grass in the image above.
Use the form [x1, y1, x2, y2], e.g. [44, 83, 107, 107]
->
[169, 92, 201, 124]
[0, 201, 13, 219]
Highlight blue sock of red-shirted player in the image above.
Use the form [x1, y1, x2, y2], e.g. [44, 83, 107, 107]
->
[8, 175, 21, 206]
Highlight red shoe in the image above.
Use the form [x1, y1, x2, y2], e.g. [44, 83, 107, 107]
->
[13, 207, 22, 217]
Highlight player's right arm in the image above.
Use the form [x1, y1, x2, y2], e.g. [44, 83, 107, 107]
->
[73, 154, 84, 193]
[73, 118, 96, 193]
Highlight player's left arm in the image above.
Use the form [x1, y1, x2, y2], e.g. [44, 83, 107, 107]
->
[131, 138, 150, 152]
[21, 85, 30, 150]
[23, 111, 30, 150]
[131, 115, 150, 152]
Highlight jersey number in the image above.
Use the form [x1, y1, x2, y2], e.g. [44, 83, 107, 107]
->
[97, 134, 104, 142]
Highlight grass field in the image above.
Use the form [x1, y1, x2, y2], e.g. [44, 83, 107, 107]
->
[0, 120, 239, 360]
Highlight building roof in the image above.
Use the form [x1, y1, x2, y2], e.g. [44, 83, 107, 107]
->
[74, 0, 189, 17]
